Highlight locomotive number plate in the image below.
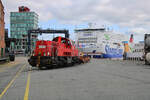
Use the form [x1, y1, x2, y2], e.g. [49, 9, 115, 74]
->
[39, 45, 46, 48]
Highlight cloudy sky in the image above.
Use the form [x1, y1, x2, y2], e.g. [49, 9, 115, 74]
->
[2, 0, 150, 42]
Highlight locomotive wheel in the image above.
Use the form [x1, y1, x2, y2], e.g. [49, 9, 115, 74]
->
[145, 60, 150, 65]
[47, 66, 54, 69]
[59, 57, 67, 67]
[38, 66, 44, 70]
[57, 60, 64, 67]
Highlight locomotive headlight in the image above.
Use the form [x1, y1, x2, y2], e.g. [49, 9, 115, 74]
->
[48, 52, 50, 56]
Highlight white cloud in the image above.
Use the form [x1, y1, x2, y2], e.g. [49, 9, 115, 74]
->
[129, 27, 149, 35]
[2, 0, 150, 25]
[128, 27, 149, 42]
[2, 0, 150, 41]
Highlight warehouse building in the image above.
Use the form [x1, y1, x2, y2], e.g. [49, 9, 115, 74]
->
[10, 6, 38, 52]
[0, 0, 5, 58]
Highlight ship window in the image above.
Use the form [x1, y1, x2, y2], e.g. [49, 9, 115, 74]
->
[113, 43, 118, 45]
[102, 41, 105, 43]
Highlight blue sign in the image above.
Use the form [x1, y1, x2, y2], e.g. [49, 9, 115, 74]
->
[104, 45, 123, 58]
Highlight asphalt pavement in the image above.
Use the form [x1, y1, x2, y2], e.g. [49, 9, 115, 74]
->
[0, 57, 150, 100]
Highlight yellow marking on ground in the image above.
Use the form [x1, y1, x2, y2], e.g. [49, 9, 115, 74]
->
[0, 64, 26, 99]
[0, 62, 19, 67]
[0, 61, 16, 66]
[0, 62, 19, 73]
[24, 71, 31, 100]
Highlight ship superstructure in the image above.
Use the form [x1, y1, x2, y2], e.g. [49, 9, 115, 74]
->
[75, 27, 128, 59]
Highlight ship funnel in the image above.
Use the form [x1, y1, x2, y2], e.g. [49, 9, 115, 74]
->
[129, 34, 133, 43]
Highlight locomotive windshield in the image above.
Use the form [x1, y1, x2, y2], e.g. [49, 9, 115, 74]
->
[52, 37, 59, 42]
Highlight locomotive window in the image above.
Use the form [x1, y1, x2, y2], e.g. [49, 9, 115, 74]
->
[61, 39, 66, 44]
[53, 37, 58, 42]
[67, 41, 71, 45]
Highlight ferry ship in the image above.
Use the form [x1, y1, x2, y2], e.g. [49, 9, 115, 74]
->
[75, 27, 128, 59]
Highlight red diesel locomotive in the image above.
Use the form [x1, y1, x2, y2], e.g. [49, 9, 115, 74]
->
[28, 36, 81, 69]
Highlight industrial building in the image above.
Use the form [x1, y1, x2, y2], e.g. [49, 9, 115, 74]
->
[5, 29, 16, 52]
[10, 6, 38, 52]
[75, 27, 128, 58]
[0, 0, 5, 58]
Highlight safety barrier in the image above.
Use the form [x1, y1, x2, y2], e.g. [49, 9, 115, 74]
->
[0, 58, 7, 61]
[0, 58, 8, 64]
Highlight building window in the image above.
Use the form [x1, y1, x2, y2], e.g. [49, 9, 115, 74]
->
[0, 11, 1, 19]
